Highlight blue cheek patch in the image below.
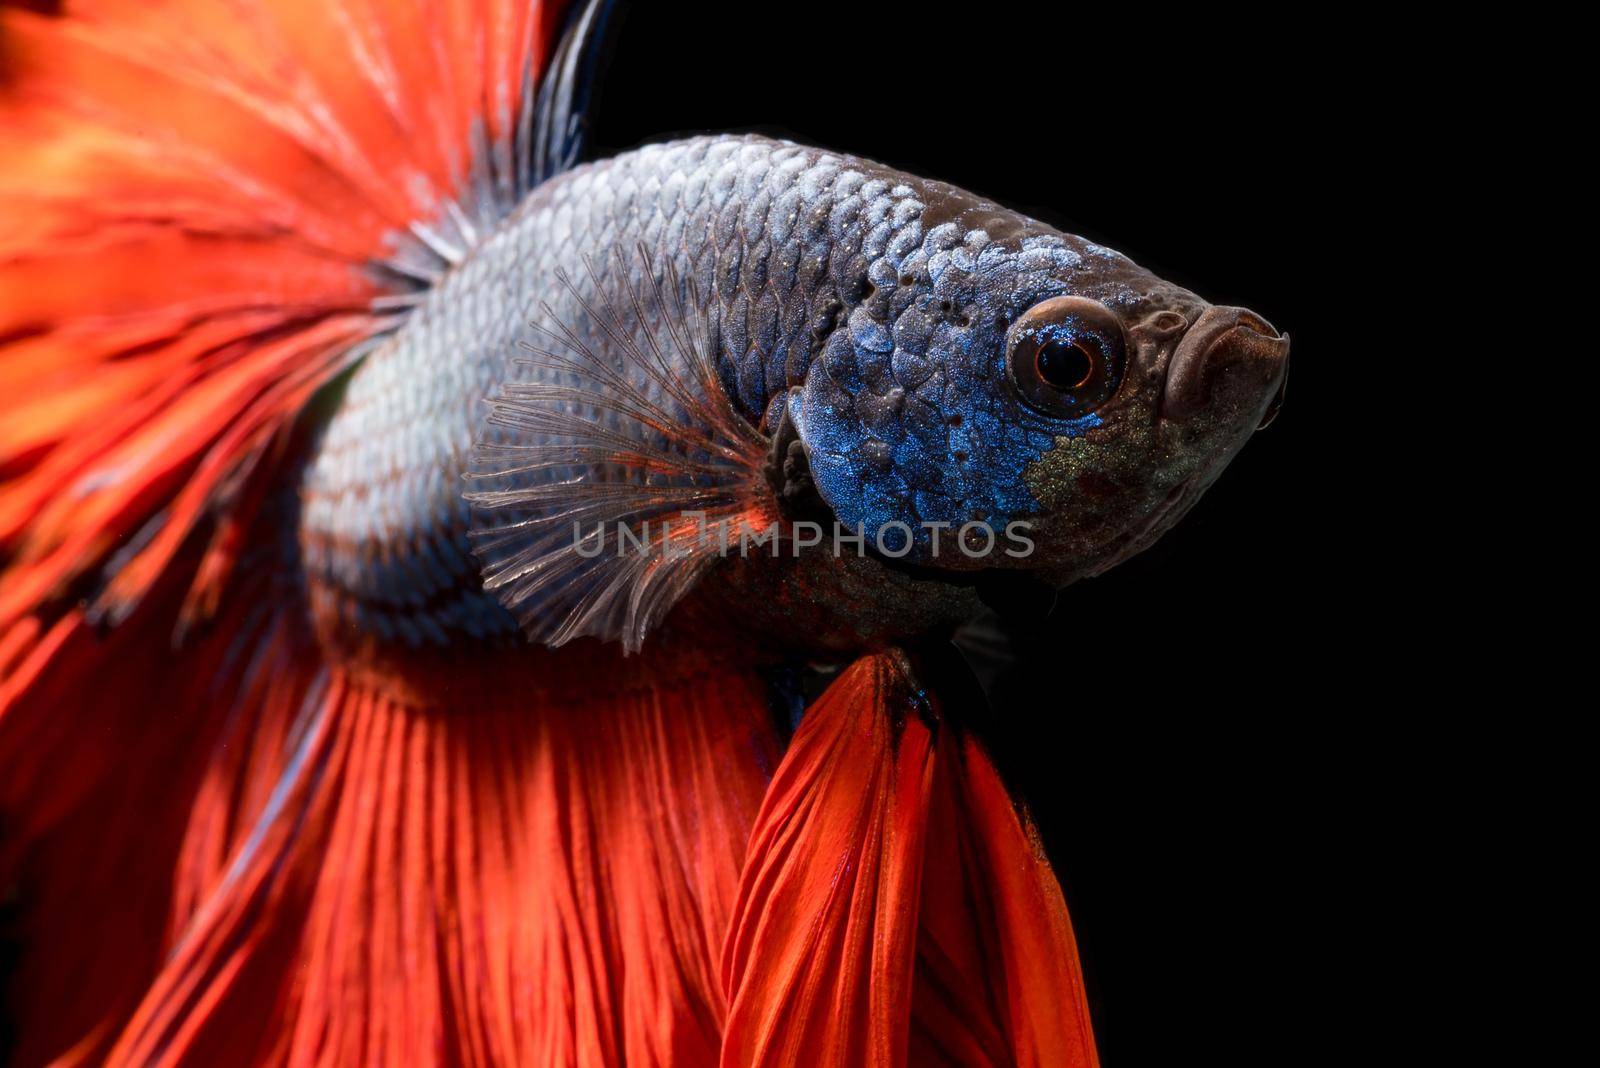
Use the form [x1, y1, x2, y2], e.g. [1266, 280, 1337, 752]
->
[792, 227, 1118, 562]
[797, 332, 1097, 561]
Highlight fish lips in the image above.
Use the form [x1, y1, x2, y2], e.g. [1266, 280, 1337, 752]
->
[1161, 306, 1290, 430]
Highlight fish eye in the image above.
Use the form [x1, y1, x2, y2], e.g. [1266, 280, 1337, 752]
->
[1006, 296, 1126, 418]
[1035, 337, 1097, 391]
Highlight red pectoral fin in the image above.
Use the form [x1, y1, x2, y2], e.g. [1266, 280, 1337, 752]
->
[722, 652, 1100, 1068]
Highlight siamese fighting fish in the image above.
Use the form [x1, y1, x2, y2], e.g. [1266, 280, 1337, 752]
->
[0, 0, 1287, 1064]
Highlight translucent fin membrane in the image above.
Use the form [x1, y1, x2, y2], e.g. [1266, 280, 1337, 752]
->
[0, 0, 576, 636]
[723, 652, 1103, 1068]
[466, 246, 777, 653]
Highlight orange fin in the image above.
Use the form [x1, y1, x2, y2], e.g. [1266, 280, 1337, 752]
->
[0, 572, 326, 1067]
[0, 1, 625, 1061]
[721, 652, 1100, 1068]
[911, 731, 1101, 1068]
[721, 652, 935, 1067]
[5, 595, 783, 1065]
[99, 646, 781, 1068]
[0, 0, 578, 634]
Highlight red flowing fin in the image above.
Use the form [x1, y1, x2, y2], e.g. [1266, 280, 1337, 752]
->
[911, 734, 1101, 1068]
[0, 571, 326, 1068]
[722, 653, 1100, 1068]
[99, 644, 781, 1068]
[0, 0, 573, 633]
[720, 652, 936, 1067]
[0, 1, 594, 1061]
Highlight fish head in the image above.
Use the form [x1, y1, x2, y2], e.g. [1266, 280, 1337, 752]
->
[789, 203, 1289, 589]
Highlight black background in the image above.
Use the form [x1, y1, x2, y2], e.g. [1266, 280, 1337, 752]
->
[591, 4, 1344, 1063]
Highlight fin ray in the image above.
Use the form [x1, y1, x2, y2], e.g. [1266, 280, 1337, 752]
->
[467, 246, 778, 653]
[721, 652, 1102, 1067]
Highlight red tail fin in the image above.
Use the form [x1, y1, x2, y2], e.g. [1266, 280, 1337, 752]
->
[0, 2, 576, 1061]
[97, 647, 779, 1068]
[0, 0, 568, 632]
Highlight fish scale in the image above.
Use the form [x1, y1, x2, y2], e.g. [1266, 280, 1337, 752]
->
[299, 133, 1183, 646]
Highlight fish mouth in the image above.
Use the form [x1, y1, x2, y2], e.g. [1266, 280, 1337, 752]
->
[1256, 349, 1289, 429]
[1162, 306, 1290, 427]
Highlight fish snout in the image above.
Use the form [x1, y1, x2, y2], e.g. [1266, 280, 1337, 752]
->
[1161, 306, 1289, 428]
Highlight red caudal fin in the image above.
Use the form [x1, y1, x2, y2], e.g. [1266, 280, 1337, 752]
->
[4, 606, 780, 1066]
[95, 647, 780, 1068]
[0, 0, 574, 635]
[0, 1, 598, 1062]
[721, 652, 1100, 1068]
[0, 576, 330, 1066]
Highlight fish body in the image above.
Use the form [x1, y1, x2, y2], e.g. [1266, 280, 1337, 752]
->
[0, 2, 1287, 1064]
[304, 133, 1283, 655]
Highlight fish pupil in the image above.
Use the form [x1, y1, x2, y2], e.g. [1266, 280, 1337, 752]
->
[1036, 339, 1095, 393]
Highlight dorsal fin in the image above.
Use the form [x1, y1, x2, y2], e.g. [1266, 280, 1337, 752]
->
[531, 0, 619, 185]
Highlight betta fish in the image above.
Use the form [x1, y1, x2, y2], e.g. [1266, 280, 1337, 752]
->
[0, 1, 1288, 1064]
